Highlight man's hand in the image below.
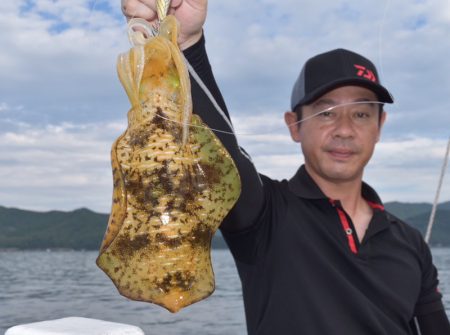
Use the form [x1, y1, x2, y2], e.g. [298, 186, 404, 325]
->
[121, 0, 207, 50]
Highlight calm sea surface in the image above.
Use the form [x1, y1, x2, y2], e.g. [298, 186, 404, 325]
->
[1, 248, 450, 334]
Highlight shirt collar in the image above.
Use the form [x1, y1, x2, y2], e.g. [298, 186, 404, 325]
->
[288, 165, 385, 210]
[288, 165, 391, 236]
[288, 165, 327, 200]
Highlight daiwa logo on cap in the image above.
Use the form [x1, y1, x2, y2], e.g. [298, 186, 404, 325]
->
[354, 64, 377, 82]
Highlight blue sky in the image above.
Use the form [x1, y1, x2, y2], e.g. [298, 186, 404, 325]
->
[0, 0, 449, 212]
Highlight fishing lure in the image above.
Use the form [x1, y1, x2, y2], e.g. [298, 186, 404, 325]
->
[96, 10, 241, 312]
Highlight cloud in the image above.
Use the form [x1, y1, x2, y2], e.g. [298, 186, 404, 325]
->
[204, 0, 450, 138]
[355, 137, 450, 202]
[0, 119, 124, 211]
[0, 0, 129, 124]
[0, 102, 9, 112]
[2, 0, 449, 132]
[1, 116, 447, 212]
[234, 113, 450, 203]
[0, 0, 448, 211]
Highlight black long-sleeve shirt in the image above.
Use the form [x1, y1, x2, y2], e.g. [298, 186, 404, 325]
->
[183, 35, 450, 335]
[183, 36, 264, 234]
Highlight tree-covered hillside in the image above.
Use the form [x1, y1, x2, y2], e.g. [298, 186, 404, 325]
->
[0, 201, 449, 249]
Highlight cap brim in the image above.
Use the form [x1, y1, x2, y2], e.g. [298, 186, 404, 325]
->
[296, 78, 394, 108]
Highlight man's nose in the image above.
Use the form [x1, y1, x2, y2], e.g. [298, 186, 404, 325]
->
[332, 112, 355, 138]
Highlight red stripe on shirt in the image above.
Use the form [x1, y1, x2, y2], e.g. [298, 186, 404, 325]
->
[366, 201, 385, 211]
[336, 207, 358, 254]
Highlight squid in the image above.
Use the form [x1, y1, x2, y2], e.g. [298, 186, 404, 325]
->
[96, 10, 241, 312]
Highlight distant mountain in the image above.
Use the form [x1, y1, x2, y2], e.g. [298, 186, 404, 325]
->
[384, 201, 450, 220]
[402, 210, 450, 246]
[384, 202, 432, 220]
[0, 207, 107, 250]
[0, 201, 449, 249]
[383, 201, 450, 245]
[0, 205, 228, 250]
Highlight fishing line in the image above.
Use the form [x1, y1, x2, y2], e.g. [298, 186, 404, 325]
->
[378, 0, 391, 84]
[86, 0, 99, 29]
[150, 101, 385, 137]
[92, 2, 390, 137]
[89, 0, 98, 14]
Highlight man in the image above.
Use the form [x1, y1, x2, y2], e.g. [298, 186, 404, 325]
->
[122, 1, 450, 334]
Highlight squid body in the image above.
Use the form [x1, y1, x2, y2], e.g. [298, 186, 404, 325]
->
[96, 15, 241, 313]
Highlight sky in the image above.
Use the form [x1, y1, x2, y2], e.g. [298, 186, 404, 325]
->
[0, 0, 449, 213]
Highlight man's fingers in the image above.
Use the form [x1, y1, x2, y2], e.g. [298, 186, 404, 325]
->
[170, 0, 183, 8]
[122, 0, 157, 21]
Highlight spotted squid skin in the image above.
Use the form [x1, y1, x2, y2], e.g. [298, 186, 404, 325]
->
[96, 16, 241, 313]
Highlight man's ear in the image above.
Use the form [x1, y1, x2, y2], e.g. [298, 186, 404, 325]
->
[284, 111, 301, 143]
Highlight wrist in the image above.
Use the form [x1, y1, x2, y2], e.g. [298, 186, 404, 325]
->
[183, 32, 205, 66]
[179, 31, 203, 50]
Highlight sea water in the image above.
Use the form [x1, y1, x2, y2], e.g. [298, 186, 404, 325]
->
[1, 248, 450, 334]
[0, 249, 245, 334]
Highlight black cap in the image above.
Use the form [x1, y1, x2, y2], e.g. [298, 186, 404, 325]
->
[290, 48, 394, 110]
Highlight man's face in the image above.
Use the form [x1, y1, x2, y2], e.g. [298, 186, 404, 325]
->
[285, 85, 386, 184]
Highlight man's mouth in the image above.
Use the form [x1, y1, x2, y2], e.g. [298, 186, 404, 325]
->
[327, 148, 354, 160]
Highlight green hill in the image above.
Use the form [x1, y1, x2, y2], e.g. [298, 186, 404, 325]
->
[0, 207, 107, 250]
[384, 201, 450, 219]
[384, 201, 432, 219]
[0, 205, 228, 250]
[402, 210, 450, 246]
[0, 201, 449, 249]
[383, 201, 450, 245]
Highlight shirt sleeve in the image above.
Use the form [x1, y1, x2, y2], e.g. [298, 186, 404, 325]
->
[415, 310, 450, 335]
[414, 239, 446, 317]
[183, 34, 265, 233]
